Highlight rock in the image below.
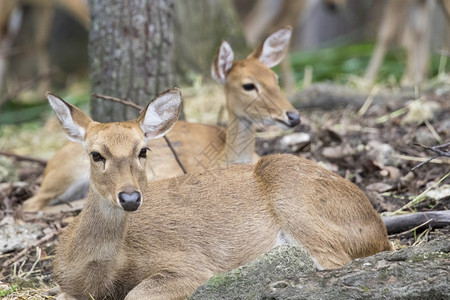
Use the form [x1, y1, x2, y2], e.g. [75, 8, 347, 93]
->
[0, 156, 18, 183]
[322, 144, 354, 160]
[366, 182, 395, 193]
[426, 184, 450, 201]
[190, 245, 317, 300]
[402, 100, 440, 125]
[366, 140, 399, 167]
[0, 223, 44, 254]
[262, 236, 450, 299]
[279, 133, 311, 152]
[190, 237, 449, 300]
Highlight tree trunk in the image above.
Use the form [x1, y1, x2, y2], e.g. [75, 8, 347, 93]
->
[89, 0, 175, 122]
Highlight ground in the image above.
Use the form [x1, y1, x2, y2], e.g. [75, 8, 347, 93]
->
[0, 81, 449, 298]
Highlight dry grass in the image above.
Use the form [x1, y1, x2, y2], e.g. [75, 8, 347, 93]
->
[181, 77, 226, 125]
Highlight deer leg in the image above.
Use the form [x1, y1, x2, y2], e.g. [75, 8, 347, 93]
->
[365, 0, 411, 84]
[125, 271, 212, 300]
[56, 292, 81, 300]
[402, 0, 433, 85]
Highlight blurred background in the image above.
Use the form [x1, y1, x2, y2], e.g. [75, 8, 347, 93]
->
[0, 0, 449, 155]
[0, 2, 449, 295]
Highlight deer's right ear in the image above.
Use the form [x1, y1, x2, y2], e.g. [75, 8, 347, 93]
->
[211, 40, 234, 85]
[138, 88, 182, 142]
[247, 26, 292, 68]
[47, 92, 93, 144]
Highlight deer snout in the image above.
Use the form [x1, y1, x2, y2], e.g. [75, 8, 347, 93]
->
[286, 111, 301, 127]
[118, 191, 142, 212]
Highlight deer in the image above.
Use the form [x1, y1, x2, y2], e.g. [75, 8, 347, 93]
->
[23, 26, 301, 212]
[364, 0, 450, 85]
[49, 88, 392, 300]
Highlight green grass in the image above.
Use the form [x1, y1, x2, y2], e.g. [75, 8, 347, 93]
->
[0, 89, 90, 125]
[283, 43, 448, 85]
[0, 284, 18, 297]
[1, 42, 448, 125]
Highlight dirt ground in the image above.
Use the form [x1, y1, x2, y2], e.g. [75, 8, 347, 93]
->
[0, 83, 449, 298]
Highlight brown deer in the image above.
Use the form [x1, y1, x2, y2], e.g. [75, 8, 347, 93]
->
[49, 89, 391, 300]
[23, 26, 300, 212]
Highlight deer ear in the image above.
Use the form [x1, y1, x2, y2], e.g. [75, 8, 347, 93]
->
[47, 92, 93, 144]
[211, 40, 234, 85]
[138, 88, 182, 142]
[247, 26, 292, 68]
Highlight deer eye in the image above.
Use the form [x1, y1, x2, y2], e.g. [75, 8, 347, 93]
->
[139, 148, 148, 159]
[91, 152, 105, 162]
[242, 83, 256, 91]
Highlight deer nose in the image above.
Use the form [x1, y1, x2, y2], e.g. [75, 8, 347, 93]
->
[118, 191, 141, 211]
[286, 111, 301, 127]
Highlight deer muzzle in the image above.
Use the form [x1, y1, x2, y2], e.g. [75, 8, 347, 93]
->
[118, 191, 142, 211]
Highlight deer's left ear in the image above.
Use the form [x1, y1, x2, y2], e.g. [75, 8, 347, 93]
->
[247, 26, 292, 68]
[211, 40, 234, 85]
[138, 88, 182, 142]
[47, 92, 93, 144]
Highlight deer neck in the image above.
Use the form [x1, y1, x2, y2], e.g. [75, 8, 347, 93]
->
[221, 109, 256, 165]
[70, 188, 128, 261]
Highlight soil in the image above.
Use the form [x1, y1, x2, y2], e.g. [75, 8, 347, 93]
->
[0, 84, 449, 297]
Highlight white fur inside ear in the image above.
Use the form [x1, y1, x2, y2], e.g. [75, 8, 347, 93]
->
[140, 90, 181, 141]
[211, 41, 234, 85]
[259, 28, 291, 68]
[47, 94, 85, 143]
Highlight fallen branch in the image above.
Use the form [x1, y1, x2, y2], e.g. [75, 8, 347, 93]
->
[382, 210, 450, 235]
[412, 142, 450, 170]
[0, 150, 47, 166]
[92, 93, 187, 174]
[92, 93, 143, 111]
[1, 228, 61, 271]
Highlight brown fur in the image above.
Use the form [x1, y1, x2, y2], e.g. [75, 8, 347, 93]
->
[51, 90, 391, 299]
[24, 27, 299, 212]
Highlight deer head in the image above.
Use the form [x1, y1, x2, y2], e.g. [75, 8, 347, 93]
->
[211, 26, 300, 128]
[47, 89, 182, 212]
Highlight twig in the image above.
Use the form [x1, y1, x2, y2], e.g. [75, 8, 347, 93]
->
[0, 150, 47, 166]
[92, 93, 143, 112]
[0, 67, 58, 109]
[163, 136, 187, 174]
[411, 142, 450, 170]
[358, 86, 379, 117]
[390, 171, 450, 215]
[92, 93, 187, 174]
[1, 229, 61, 271]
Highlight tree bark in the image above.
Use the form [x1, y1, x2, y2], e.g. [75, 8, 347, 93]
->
[89, 0, 175, 122]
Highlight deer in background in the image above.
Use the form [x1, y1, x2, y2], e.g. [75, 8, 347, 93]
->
[48, 89, 391, 300]
[365, 0, 450, 85]
[23, 26, 301, 212]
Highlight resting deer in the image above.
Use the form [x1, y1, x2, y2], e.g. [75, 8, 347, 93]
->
[50, 89, 392, 300]
[23, 26, 300, 212]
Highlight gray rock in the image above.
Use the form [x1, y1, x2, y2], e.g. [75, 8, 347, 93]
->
[262, 236, 449, 300]
[190, 245, 316, 300]
[190, 237, 449, 300]
[0, 223, 44, 254]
